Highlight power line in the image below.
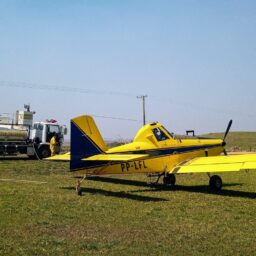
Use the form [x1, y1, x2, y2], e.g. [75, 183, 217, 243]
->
[0, 80, 137, 97]
[92, 114, 141, 122]
[0, 80, 148, 123]
[1, 79, 255, 119]
[150, 96, 256, 119]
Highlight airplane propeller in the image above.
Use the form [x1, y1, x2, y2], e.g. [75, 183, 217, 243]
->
[223, 120, 233, 142]
[223, 120, 232, 155]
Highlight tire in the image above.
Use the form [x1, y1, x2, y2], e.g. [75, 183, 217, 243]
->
[163, 174, 176, 186]
[38, 146, 51, 159]
[28, 155, 37, 160]
[209, 175, 222, 191]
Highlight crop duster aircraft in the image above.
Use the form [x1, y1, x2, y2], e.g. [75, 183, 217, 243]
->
[48, 115, 256, 192]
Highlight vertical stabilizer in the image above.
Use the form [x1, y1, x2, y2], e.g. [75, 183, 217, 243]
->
[70, 115, 107, 170]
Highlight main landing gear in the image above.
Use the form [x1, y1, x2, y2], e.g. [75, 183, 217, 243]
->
[147, 173, 176, 186]
[160, 173, 223, 192]
[163, 173, 176, 187]
[209, 175, 223, 191]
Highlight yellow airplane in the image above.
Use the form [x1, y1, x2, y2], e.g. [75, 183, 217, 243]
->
[49, 115, 256, 193]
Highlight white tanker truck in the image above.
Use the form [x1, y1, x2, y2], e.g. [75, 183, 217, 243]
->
[0, 105, 67, 159]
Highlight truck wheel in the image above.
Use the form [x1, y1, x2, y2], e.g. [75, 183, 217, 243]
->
[38, 147, 51, 159]
[28, 155, 37, 160]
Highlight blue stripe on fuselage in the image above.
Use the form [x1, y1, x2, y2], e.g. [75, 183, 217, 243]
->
[70, 142, 222, 172]
[140, 143, 222, 157]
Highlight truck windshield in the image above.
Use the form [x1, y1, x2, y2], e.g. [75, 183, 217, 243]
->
[46, 125, 60, 142]
[48, 125, 60, 134]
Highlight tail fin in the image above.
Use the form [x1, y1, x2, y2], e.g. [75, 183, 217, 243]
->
[70, 115, 107, 170]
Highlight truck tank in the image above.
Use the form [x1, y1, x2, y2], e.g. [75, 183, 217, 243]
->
[0, 128, 28, 141]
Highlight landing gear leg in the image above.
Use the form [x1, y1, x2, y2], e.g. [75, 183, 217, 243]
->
[76, 180, 82, 196]
[147, 172, 164, 185]
[209, 175, 222, 191]
[76, 175, 87, 196]
[163, 173, 176, 187]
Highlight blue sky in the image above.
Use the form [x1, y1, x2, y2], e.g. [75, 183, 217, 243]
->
[0, 0, 255, 140]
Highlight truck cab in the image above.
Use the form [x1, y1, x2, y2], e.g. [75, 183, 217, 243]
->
[29, 121, 67, 158]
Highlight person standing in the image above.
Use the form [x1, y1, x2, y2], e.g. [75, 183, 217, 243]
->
[50, 133, 57, 156]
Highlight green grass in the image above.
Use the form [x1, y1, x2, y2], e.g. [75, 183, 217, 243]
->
[204, 131, 256, 151]
[1, 158, 256, 255]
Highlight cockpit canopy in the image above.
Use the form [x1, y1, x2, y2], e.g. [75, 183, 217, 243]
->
[152, 126, 174, 141]
[133, 122, 174, 144]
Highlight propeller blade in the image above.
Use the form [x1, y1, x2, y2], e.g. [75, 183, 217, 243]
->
[223, 120, 233, 142]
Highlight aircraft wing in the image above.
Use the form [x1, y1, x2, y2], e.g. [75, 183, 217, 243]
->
[82, 154, 148, 162]
[170, 154, 256, 174]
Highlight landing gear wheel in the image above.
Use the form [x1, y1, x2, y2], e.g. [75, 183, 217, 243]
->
[209, 175, 222, 191]
[163, 174, 176, 187]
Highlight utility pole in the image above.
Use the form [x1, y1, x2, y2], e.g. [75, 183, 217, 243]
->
[137, 95, 147, 125]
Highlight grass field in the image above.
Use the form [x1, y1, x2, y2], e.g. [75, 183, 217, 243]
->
[204, 132, 256, 151]
[1, 157, 256, 256]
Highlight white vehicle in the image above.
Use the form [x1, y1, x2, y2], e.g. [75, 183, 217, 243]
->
[0, 105, 67, 159]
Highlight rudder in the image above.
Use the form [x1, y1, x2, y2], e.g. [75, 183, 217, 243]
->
[70, 115, 107, 171]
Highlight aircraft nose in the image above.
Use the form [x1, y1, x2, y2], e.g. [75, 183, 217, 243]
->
[222, 141, 226, 147]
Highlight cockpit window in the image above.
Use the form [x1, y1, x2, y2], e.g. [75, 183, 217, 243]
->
[152, 127, 169, 141]
[161, 126, 174, 139]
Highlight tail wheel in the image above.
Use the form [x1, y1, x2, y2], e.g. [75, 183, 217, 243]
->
[163, 174, 176, 186]
[209, 175, 222, 191]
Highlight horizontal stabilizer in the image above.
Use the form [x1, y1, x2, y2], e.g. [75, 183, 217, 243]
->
[46, 152, 70, 161]
[170, 154, 256, 174]
[82, 154, 148, 162]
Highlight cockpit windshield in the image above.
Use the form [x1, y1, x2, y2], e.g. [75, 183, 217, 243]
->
[152, 128, 168, 141]
[161, 126, 174, 139]
[152, 125, 174, 142]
